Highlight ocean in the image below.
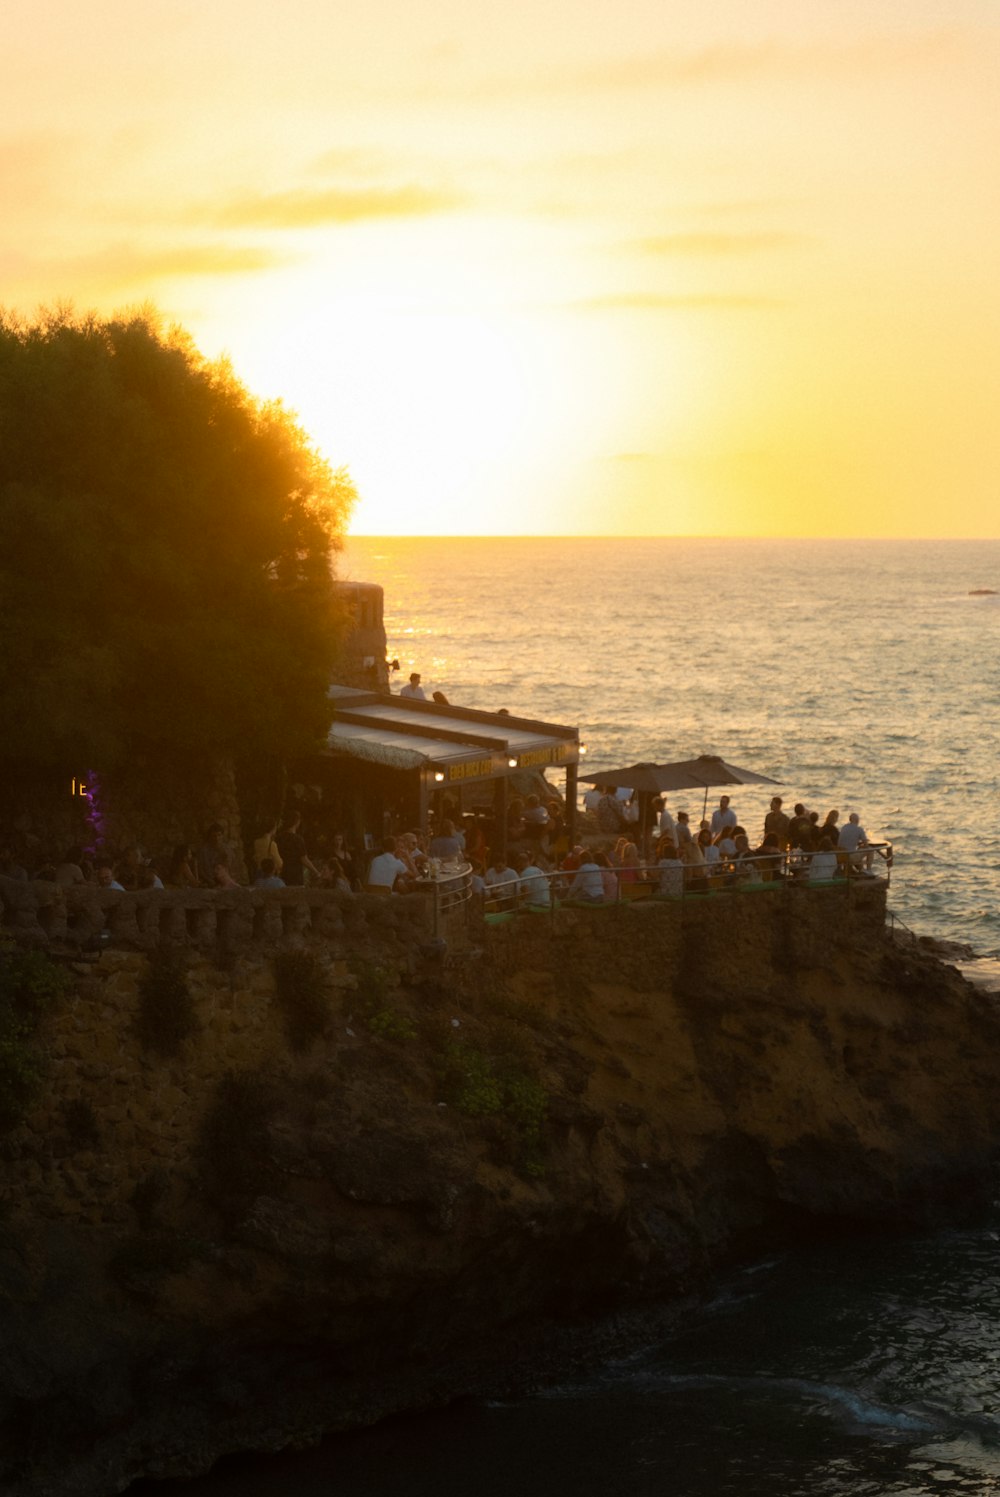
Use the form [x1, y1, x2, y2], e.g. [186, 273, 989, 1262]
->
[346, 535, 1000, 958]
[133, 537, 1000, 1496]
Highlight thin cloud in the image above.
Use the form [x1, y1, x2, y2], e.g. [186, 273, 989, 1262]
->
[576, 292, 784, 312]
[635, 232, 807, 257]
[62, 242, 289, 285]
[573, 28, 966, 91]
[210, 185, 465, 229]
[438, 27, 969, 102]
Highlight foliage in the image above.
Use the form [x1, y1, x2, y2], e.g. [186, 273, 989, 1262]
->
[273, 949, 331, 1050]
[135, 951, 198, 1058]
[0, 306, 356, 772]
[350, 960, 417, 1043]
[197, 1068, 277, 1224]
[438, 1040, 547, 1172]
[0, 944, 68, 1131]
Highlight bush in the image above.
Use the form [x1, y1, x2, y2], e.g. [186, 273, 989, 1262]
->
[0, 944, 68, 1131]
[350, 960, 417, 1043]
[197, 1069, 277, 1225]
[438, 1040, 547, 1172]
[135, 952, 198, 1058]
[273, 949, 331, 1050]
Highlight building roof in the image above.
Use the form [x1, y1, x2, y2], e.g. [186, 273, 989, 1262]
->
[325, 686, 580, 784]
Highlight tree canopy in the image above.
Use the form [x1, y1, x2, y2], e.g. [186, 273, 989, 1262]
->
[0, 307, 355, 771]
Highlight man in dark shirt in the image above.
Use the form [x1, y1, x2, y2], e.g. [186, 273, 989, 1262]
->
[763, 796, 791, 848]
[275, 812, 318, 886]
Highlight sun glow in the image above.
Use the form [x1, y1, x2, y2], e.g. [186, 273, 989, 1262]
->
[198, 219, 643, 535]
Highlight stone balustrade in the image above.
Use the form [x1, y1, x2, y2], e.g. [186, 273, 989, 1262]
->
[0, 876, 435, 952]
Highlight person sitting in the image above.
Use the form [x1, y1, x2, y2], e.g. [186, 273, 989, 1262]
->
[568, 854, 605, 903]
[400, 671, 427, 699]
[732, 834, 762, 883]
[213, 861, 242, 890]
[329, 831, 358, 888]
[656, 841, 684, 897]
[166, 844, 199, 888]
[310, 857, 350, 893]
[366, 838, 410, 893]
[484, 852, 519, 910]
[820, 809, 841, 847]
[808, 837, 840, 881]
[396, 831, 429, 879]
[681, 834, 708, 891]
[839, 811, 872, 871]
[618, 842, 642, 885]
[117, 845, 145, 891]
[95, 860, 125, 891]
[593, 849, 618, 903]
[253, 857, 285, 890]
[429, 819, 464, 861]
[136, 862, 164, 890]
[674, 811, 694, 851]
[753, 831, 785, 881]
[699, 828, 721, 869]
[514, 850, 551, 907]
[54, 846, 87, 888]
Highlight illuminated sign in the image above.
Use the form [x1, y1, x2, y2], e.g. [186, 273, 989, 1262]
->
[447, 758, 495, 782]
[70, 777, 89, 798]
[515, 745, 573, 769]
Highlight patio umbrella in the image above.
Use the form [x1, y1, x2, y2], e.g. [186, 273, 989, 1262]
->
[579, 762, 708, 853]
[656, 754, 782, 822]
[578, 762, 706, 795]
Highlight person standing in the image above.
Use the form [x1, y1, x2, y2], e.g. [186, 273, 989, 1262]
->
[275, 811, 319, 886]
[710, 796, 737, 837]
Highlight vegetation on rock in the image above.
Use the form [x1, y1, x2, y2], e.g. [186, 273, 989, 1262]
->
[135, 951, 198, 1058]
[273, 949, 331, 1050]
[0, 942, 67, 1130]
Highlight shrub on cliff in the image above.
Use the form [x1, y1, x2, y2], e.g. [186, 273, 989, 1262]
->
[0, 943, 68, 1130]
[135, 952, 198, 1058]
[273, 949, 331, 1051]
[0, 307, 356, 773]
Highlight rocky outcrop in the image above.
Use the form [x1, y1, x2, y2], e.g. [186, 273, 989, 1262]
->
[2, 879, 999, 1495]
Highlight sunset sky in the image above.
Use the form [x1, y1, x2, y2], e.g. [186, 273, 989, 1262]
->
[4, 0, 999, 537]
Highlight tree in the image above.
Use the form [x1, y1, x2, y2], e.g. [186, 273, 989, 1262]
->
[0, 307, 355, 772]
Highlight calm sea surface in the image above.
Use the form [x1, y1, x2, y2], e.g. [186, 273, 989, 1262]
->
[136, 538, 1000, 1497]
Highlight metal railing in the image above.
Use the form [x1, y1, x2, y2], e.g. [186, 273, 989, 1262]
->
[475, 843, 893, 920]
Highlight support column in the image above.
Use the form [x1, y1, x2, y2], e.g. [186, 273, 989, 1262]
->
[565, 761, 578, 850]
[494, 775, 508, 863]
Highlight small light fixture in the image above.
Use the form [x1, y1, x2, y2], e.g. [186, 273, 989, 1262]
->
[508, 757, 518, 769]
[579, 744, 588, 756]
[434, 771, 445, 782]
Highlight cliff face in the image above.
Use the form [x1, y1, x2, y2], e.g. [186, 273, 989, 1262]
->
[2, 881, 999, 1495]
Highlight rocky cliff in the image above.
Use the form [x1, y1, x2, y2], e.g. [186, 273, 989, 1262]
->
[1, 879, 999, 1495]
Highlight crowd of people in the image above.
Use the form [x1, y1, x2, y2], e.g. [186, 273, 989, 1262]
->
[506, 791, 880, 908]
[0, 789, 881, 911]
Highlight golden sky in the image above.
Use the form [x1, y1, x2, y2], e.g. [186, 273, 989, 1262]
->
[4, 0, 999, 536]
